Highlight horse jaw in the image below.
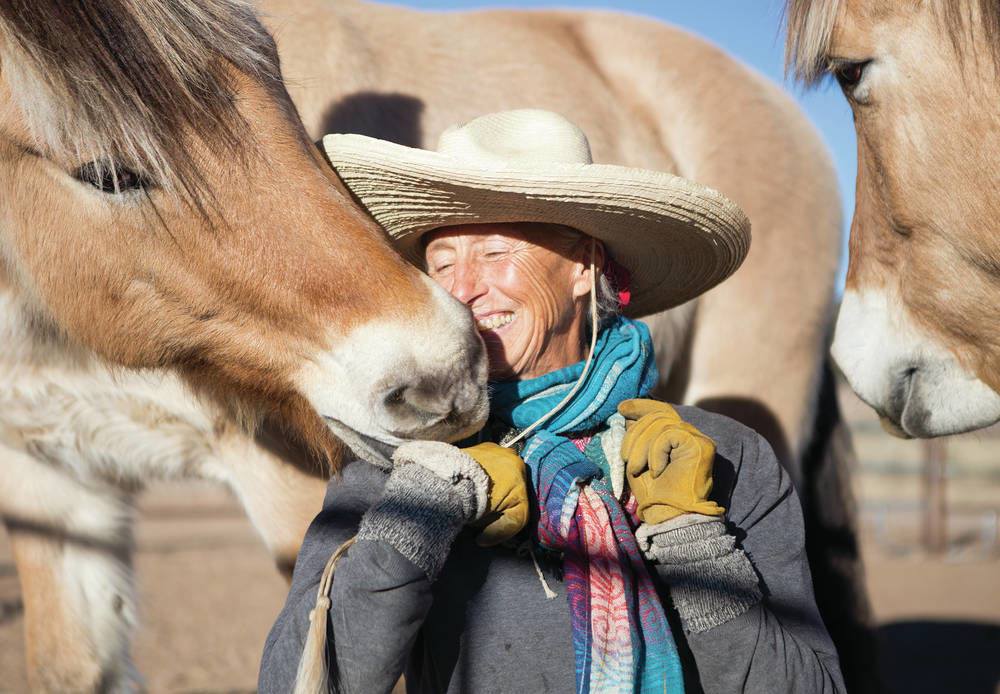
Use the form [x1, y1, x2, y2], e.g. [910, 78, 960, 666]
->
[832, 288, 1000, 438]
[293, 277, 489, 455]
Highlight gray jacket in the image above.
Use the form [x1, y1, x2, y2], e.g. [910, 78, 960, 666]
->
[259, 406, 846, 693]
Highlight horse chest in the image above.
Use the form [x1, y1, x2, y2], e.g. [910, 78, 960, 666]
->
[0, 294, 221, 487]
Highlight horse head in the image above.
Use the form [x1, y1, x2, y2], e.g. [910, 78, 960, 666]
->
[0, 0, 489, 466]
[787, 0, 1000, 437]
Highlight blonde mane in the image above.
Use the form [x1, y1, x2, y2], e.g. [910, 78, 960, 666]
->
[784, 0, 1000, 84]
[0, 0, 283, 201]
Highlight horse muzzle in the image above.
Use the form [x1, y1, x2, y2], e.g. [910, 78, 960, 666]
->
[832, 288, 1000, 438]
[295, 286, 490, 454]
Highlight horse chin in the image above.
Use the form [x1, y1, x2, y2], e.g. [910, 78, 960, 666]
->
[859, 363, 1000, 439]
[878, 415, 912, 440]
[322, 402, 488, 468]
[322, 416, 398, 468]
[892, 364, 1000, 438]
[833, 287, 1000, 438]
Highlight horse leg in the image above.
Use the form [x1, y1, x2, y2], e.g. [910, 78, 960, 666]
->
[2, 451, 138, 693]
[799, 363, 881, 694]
[206, 432, 331, 580]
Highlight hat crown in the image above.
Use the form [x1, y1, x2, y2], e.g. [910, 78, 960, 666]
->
[437, 109, 594, 168]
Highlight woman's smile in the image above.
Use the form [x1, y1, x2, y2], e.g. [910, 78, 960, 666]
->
[424, 223, 595, 380]
[474, 311, 517, 332]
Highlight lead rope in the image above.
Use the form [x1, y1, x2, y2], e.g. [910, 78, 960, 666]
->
[294, 241, 601, 692]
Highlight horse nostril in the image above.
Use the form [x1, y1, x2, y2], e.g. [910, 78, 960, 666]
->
[885, 365, 921, 424]
[900, 365, 920, 399]
[384, 385, 407, 408]
[383, 381, 451, 418]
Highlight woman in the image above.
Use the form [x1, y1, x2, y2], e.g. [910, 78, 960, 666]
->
[260, 110, 845, 693]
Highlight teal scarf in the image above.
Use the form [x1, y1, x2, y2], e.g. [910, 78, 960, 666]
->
[490, 316, 684, 694]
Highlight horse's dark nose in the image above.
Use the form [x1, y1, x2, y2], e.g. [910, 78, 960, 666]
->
[884, 366, 918, 423]
[883, 365, 936, 438]
[877, 366, 913, 439]
[381, 366, 487, 440]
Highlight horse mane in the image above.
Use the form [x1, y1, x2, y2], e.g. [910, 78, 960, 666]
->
[785, 0, 1000, 85]
[0, 0, 282, 198]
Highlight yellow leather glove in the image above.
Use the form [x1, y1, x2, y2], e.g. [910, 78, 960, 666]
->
[619, 399, 725, 524]
[461, 442, 531, 547]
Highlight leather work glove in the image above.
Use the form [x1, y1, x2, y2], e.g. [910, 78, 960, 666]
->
[461, 442, 531, 547]
[618, 399, 725, 524]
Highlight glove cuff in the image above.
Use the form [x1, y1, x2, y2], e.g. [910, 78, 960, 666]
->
[638, 518, 761, 633]
[358, 461, 468, 580]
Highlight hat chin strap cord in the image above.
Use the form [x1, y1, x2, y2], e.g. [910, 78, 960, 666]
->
[502, 238, 600, 602]
[503, 238, 600, 449]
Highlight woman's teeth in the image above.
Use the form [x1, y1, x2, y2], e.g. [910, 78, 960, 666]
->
[476, 313, 515, 331]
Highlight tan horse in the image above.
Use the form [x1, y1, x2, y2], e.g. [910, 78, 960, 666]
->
[2, 0, 869, 691]
[787, 0, 1000, 438]
[0, 1, 490, 690]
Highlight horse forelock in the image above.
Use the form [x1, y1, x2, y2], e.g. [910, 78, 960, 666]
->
[785, 0, 1000, 86]
[0, 0, 283, 201]
[784, 0, 841, 85]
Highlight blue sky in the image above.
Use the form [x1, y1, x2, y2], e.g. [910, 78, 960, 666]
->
[392, 0, 857, 287]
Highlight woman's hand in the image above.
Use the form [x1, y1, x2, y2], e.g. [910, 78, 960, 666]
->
[461, 443, 531, 546]
[618, 399, 725, 524]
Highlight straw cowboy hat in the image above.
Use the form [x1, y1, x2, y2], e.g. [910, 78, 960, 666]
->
[323, 109, 751, 318]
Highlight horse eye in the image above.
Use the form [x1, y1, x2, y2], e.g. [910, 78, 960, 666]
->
[73, 161, 151, 194]
[833, 61, 870, 90]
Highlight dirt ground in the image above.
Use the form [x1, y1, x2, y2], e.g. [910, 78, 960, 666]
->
[1, 479, 997, 694]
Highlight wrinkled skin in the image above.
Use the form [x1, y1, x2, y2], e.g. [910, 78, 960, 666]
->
[424, 222, 604, 380]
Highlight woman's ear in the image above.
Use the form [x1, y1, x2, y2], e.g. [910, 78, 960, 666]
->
[570, 239, 605, 301]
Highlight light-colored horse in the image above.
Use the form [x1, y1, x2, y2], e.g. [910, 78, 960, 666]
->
[1, 0, 869, 690]
[0, 1, 489, 690]
[787, 0, 1000, 438]
[273, 0, 843, 474]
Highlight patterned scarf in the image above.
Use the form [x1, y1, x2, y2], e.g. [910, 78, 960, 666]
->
[490, 316, 685, 694]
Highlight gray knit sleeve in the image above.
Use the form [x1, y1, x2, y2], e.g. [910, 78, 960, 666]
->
[357, 461, 473, 580]
[260, 461, 435, 694]
[656, 409, 847, 694]
[260, 452, 488, 694]
[637, 515, 761, 633]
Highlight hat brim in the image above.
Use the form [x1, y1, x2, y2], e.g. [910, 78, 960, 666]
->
[323, 133, 751, 317]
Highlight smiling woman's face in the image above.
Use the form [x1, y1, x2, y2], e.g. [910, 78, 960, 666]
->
[424, 222, 599, 381]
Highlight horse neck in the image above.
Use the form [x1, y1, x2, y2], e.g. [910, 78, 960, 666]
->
[0, 273, 96, 372]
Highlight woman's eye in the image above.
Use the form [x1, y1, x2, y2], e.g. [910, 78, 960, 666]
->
[433, 263, 454, 274]
[832, 60, 870, 91]
[73, 161, 151, 194]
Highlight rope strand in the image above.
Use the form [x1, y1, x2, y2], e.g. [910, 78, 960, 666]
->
[293, 536, 357, 694]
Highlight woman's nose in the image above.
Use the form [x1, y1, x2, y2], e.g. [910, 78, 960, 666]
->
[450, 262, 486, 305]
